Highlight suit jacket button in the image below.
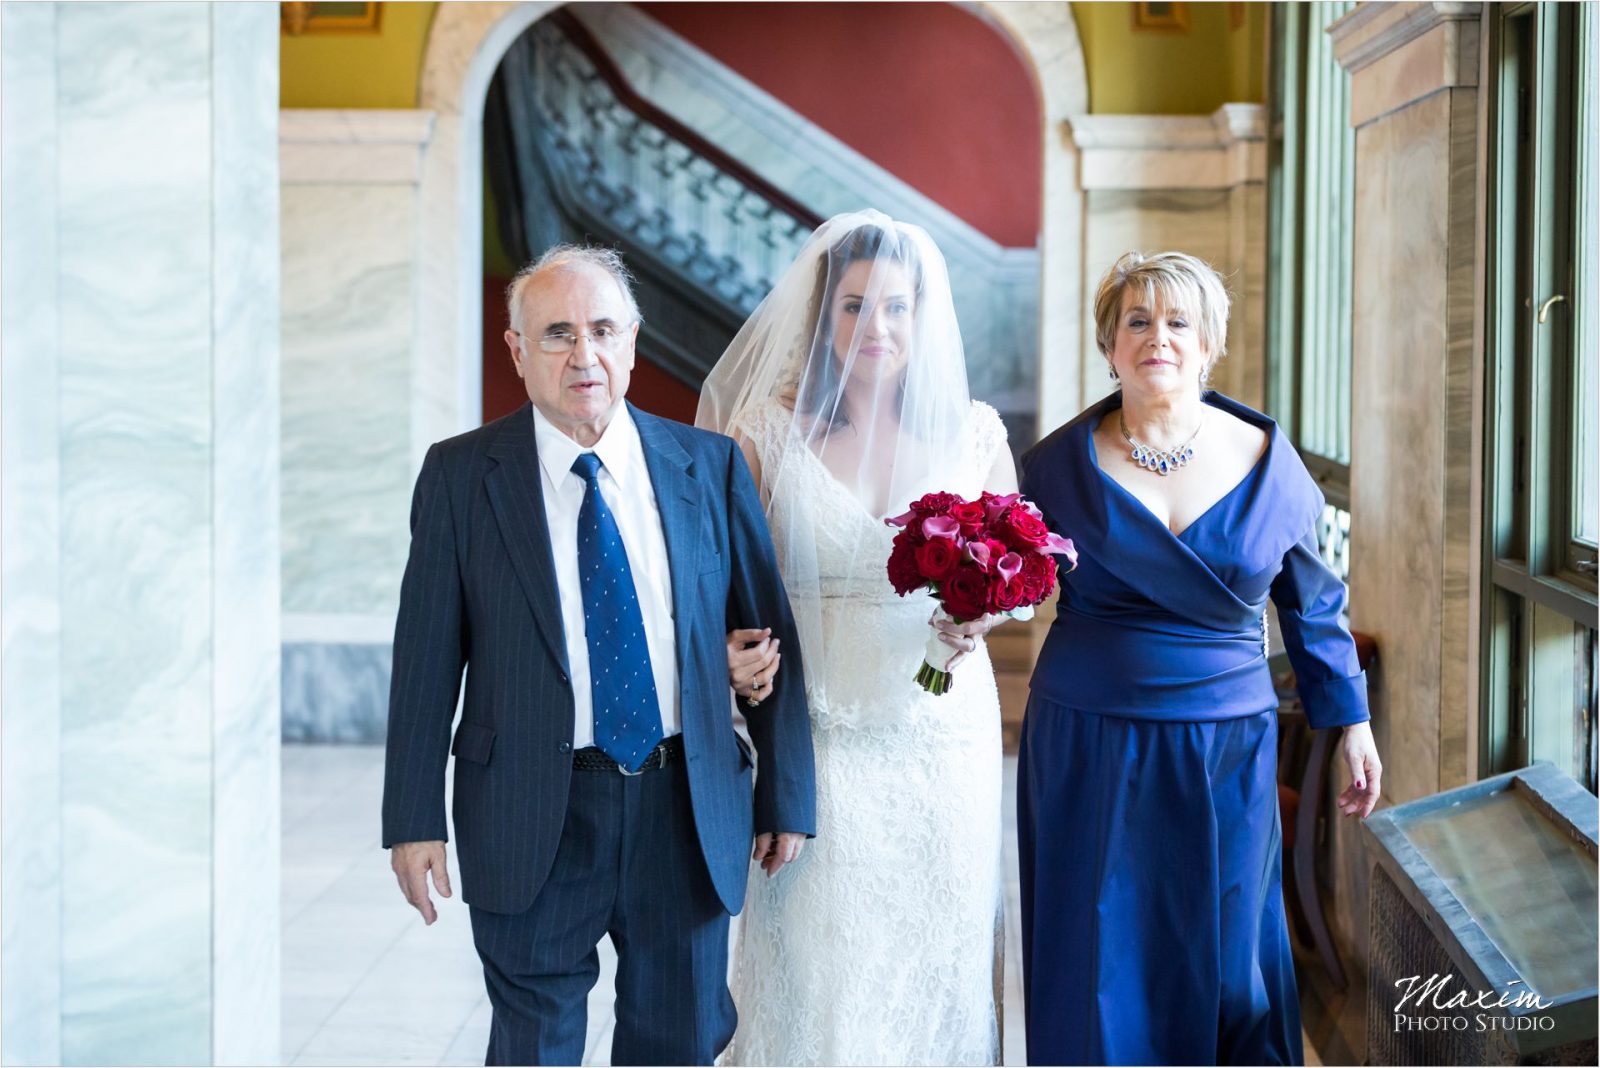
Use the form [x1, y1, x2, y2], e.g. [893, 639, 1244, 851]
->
[558, 741, 572, 753]
[558, 673, 569, 686]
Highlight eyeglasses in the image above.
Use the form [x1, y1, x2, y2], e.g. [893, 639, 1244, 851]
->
[516, 321, 637, 355]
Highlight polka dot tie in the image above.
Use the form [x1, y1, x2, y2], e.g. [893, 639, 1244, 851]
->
[571, 453, 664, 772]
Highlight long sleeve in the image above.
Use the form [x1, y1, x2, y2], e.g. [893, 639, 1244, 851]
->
[723, 439, 817, 838]
[381, 444, 469, 847]
[1269, 528, 1369, 731]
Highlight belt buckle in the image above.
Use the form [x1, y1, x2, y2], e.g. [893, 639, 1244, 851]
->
[616, 744, 653, 776]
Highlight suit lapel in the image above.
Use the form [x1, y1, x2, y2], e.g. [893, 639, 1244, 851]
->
[484, 405, 569, 673]
[633, 405, 702, 682]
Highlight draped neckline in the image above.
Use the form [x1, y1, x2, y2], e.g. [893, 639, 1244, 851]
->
[1085, 393, 1272, 542]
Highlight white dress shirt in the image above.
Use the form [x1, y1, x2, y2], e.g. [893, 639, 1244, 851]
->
[531, 404, 680, 748]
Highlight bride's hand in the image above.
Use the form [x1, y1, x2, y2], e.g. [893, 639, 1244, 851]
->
[932, 613, 1000, 670]
[726, 627, 780, 705]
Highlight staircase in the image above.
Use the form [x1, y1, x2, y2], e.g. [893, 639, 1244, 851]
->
[487, 9, 821, 389]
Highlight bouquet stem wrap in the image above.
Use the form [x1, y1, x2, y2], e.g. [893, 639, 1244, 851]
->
[916, 607, 961, 695]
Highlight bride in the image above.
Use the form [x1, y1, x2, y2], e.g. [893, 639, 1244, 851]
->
[696, 211, 1016, 1066]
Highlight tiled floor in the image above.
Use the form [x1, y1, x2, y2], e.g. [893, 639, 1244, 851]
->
[281, 745, 1028, 1066]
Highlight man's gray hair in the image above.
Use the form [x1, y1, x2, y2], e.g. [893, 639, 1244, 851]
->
[505, 244, 644, 333]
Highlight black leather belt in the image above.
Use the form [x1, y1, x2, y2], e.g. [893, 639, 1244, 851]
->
[572, 734, 683, 774]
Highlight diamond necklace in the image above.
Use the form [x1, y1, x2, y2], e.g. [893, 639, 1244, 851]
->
[1120, 411, 1202, 476]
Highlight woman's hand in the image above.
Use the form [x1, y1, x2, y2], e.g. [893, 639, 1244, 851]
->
[1337, 721, 1383, 818]
[932, 612, 1002, 670]
[727, 627, 780, 705]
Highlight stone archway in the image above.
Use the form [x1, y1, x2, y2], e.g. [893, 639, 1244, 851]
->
[415, 1, 1089, 445]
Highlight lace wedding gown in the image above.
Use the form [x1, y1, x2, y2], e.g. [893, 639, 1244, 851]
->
[724, 398, 1008, 1067]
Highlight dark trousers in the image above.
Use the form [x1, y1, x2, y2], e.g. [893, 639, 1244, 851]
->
[468, 754, 735, 1066]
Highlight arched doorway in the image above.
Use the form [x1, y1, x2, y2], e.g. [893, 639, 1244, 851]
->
[413, 1, 1088, 450]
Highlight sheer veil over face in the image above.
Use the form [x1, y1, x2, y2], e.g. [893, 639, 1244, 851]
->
[696, 210, 972, 668]
[697, 210, 970, 513]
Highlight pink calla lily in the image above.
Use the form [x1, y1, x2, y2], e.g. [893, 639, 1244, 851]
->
[923, 516, 960, 541]
[966, 541, 992, 569]
[1044, 534, 1079, 569]
[983, 492, 1021, 522]
[884, 509, 918, 529]
[997, 552, 1024, 584]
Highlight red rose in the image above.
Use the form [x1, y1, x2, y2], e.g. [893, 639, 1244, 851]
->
[998, 506, 1051, 551]
[949, 500, 986, 537]
[941, 564, 989, 622]
[1019, 553, 1057, 602]
[910, 491, 961, 516]
[988, 576, 1028, 614]
[915, 537, 961, 582]
[887, 532, 926, 595]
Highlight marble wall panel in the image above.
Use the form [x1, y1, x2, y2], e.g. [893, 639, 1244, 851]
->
[1339, 90, 1454, 965]
[282, 643, 394, 744]
[1437, 89, 1482, 793]
[56, 3, 216, 1059]
[1348, 93, 1452, 809]
[1, 4, 64, 1063]
[281, 183, 416, 620]
[2, 3, 282, 1062]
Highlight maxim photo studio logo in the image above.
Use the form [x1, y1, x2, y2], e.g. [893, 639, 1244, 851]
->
[1392, 974, 1555, 1034]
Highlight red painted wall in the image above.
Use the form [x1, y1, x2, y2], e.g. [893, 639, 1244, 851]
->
[637, 2, 1041, 248]
[483, 277, 700, 426]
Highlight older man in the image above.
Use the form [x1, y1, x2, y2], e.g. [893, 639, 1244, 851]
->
[381, 245, 815, 1065]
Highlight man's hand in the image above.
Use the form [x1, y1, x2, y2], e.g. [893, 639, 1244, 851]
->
[752, 832, 806, 877]
[727, 627, 781, 705]
[391, 840, 452, 924]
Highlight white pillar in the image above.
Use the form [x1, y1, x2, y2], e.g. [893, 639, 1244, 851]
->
[1, 3, 281, 1063]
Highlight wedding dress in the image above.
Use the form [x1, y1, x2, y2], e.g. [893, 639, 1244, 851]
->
[721, 395, 1008, 1067]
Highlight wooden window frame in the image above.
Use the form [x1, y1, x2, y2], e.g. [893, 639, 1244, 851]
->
[1481, 1, 1599, 791]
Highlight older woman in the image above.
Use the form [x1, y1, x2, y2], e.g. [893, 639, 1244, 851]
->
[1018, 251, 1382, 1065]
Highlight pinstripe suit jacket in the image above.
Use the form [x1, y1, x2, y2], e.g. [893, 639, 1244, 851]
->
[381, 402, 817, 916]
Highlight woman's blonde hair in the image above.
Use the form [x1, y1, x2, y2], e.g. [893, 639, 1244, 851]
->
[1092, 251, 1232, 383]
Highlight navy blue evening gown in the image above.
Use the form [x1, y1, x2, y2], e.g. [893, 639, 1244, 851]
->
[1017, 391, 1369, 1066]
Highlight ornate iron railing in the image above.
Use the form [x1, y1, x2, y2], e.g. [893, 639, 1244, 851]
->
[498, 11, 821, 319]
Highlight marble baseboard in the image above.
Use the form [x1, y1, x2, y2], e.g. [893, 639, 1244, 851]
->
[283, 643, 393, 744]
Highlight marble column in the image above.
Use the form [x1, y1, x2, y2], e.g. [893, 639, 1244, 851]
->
[1063, 105, 1270, 411]
[1322, 0, 1484, 975]
[1, 3, 281, 1064]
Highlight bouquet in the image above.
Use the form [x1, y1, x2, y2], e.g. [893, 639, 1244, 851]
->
[885, 491, 1078, 694]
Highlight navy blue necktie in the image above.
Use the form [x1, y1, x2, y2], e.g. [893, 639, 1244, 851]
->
[570, 452, 663, 772]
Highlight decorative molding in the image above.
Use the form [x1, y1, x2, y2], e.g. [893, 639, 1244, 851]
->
[1330, 2, 1481, 128]
[1329, 1, 1479, 74]
[279, 108, 436, 184]
[1063, 104, 1266, 190]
